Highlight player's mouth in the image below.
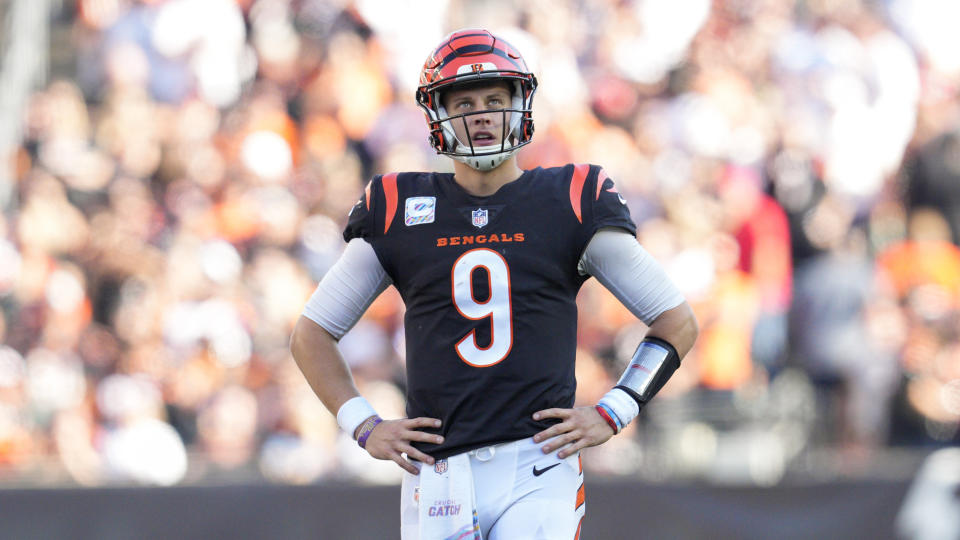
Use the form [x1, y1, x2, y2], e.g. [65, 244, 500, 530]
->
[472, 131, 497, 144]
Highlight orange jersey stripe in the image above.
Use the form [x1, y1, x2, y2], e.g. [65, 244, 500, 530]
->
[596, 168, 609, 200]
[574, 516, 584, 540]
[382, 173, 399, 234]
[568, 164, 590, 224]
[575, 481, 585, 510]
[364, 181, 372, 211]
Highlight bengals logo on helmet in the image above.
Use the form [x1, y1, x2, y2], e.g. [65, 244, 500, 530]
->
[471, 63, 484, 73]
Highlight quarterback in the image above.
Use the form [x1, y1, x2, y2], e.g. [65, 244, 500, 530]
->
[291, 29, 699, 539]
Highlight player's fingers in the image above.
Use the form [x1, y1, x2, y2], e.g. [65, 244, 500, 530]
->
[532, 408, 570, 421]
[532, 422, 572, 443]
[398, 444, 436, 466]
[391, 453, 421, 475]
[557, 440, 587, 459]
[404, 417, 443, 429]
[541, 430, 579, 453]
[404, 430, 445, 445]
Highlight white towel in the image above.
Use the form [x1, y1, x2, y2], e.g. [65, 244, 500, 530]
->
[417, 454, 482, 540]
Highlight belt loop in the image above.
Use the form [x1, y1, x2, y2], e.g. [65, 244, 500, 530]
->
[473, 445, 496, 461]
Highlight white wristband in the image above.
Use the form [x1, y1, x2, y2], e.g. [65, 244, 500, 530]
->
[598, 388, 640, 428]
[337, 396, 378, 437]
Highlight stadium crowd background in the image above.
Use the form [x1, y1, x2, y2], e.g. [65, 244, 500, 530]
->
[0, 0, 958, 488]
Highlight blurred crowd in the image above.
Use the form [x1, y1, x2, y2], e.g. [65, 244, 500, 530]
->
[0, 0, 959, 487]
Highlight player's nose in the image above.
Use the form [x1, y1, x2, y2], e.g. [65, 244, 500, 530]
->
[471, 110, 494, 125]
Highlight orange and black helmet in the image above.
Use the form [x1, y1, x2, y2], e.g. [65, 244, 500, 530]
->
[416, 29, 538, 171]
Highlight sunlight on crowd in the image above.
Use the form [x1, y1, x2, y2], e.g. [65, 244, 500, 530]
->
[0, 0, 958, 487]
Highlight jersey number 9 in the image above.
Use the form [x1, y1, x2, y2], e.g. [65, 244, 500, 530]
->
[451, 248, 513, 367]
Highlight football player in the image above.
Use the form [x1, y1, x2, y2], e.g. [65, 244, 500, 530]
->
[291, 28, 699, 539]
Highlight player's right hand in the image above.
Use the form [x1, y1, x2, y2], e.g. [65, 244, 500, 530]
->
[361, 417, 444, 475]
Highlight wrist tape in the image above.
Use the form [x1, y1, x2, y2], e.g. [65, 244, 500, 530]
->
[598, 388, 639, 430]
[337, 396, 378, 438]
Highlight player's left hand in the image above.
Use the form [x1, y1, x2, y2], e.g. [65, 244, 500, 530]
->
[531, 406, 615, 459]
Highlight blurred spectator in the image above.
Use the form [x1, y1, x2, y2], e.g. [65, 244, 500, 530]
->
[878, 210, 960, 444]
[717, 165, 791, 373]
[790, 225, 903, 450]
[903, 128, 960, 245]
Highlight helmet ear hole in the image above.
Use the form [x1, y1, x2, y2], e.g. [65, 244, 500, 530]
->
[416, 88, 431, 108]
[428, 129, 446, 151]
[523, 117, 534, 139]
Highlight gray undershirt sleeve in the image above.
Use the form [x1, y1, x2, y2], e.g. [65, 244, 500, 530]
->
[578, 229, 685, 325]
[302, 238, 391, 340]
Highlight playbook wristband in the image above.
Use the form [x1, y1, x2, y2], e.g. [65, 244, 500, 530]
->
[356, 416, 382, 449]
[337, 396, 379, 438]
[614, 336, 681, 408]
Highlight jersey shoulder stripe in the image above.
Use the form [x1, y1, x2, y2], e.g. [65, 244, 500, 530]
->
[568, 163, 591, 224]
[595, 168, 610, 200]
[382, 172, 399, 234]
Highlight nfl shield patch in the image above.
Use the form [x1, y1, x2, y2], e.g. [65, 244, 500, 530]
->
[471, 208, 488, 228]
[434, 459, 448, 474]
[405, 197, 436, 226]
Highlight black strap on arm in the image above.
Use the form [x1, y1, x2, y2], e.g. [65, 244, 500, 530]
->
[614, 336, 681, 407]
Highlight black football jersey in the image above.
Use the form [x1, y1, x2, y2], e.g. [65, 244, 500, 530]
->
[344, 164, 636, 459]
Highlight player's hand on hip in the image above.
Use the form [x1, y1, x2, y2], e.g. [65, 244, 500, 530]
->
[531, 406, 615, 459]
[362, 417, 444, 475]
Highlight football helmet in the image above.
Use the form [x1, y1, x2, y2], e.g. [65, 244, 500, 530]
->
[416, 29, 538, 171]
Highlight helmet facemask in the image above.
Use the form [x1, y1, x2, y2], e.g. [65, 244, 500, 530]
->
[431, 80, 530, 171]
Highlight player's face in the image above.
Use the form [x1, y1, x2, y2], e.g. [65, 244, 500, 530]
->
[442, 82, 513, 148]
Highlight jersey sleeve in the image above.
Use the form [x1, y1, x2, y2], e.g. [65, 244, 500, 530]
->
[302, 238, 392, 340]
[578, 229, 684, 324]
[587, 166, 637, 237]
[343, 177, 379, 242]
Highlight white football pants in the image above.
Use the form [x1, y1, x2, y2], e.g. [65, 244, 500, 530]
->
[401, 437, 585, 540]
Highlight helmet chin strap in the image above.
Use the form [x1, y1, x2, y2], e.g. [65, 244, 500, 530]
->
[450, 140, 518, 171]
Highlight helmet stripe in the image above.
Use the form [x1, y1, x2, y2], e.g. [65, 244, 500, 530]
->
[432, 31, 491, 56]
[438, 45, 522, 71]
[495, 36, 523, 58]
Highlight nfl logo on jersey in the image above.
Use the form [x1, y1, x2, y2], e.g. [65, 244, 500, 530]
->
[434, 459, 448, 474]
[471, 208, 488, 228]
